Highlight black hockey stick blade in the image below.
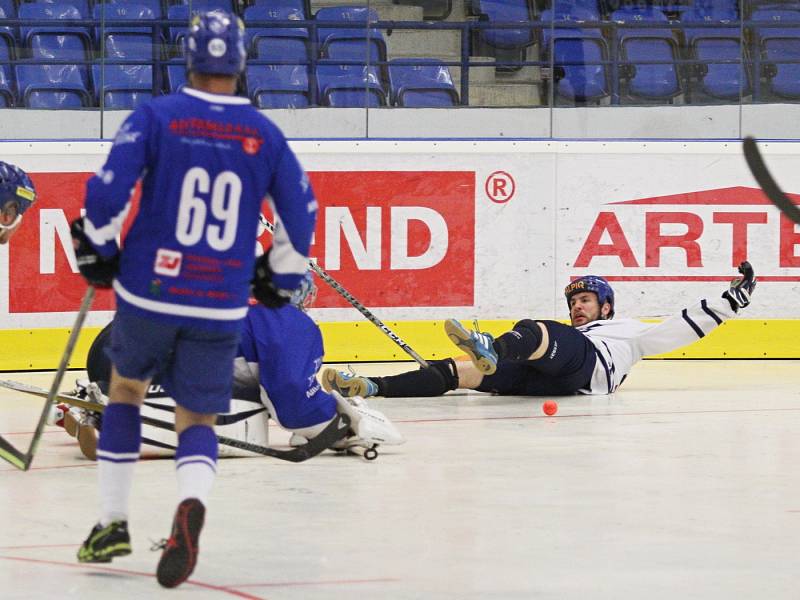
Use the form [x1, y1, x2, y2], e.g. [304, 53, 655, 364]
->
[0, 379, 350, 463]
[743, 137, 800, 225]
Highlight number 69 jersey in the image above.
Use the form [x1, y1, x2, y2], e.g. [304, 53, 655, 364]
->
[83, 88, 317, 331]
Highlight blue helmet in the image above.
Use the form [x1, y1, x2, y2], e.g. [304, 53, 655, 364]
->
[290, 270, 317, 311]
[564, 275, 615, 319]
[0, 161, 35, 228]
[185, 10, 246, 77]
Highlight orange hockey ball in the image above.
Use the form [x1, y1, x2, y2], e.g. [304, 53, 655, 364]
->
[542, 400, 558, 416]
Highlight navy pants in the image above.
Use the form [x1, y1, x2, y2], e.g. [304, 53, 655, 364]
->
[476, 320, 597, 396]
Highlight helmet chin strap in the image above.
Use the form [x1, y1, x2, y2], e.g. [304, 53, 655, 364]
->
[0, 213, 21, 232]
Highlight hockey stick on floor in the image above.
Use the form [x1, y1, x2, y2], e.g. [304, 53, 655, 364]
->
[259, 214, 429, 367]
[0, 379, 350, 464]
[743, 136, 800, 225]
[0, 287, 95, 471]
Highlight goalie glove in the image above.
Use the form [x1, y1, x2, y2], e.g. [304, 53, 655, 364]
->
[70, 217, 119, 289]
[722, 261, 756, 312]
[251, 248, 295, 308]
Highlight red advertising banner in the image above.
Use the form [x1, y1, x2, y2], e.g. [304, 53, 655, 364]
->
[9, 170, 475, 313]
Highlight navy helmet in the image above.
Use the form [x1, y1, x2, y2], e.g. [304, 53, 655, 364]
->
[0, 161, 36, 229]
[564, 275, 615, 319]
[185, 10, 246, 77]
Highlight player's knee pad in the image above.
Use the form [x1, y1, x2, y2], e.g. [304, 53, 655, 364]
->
[513, 319, 543, 340]
[430, 358, 459, 391]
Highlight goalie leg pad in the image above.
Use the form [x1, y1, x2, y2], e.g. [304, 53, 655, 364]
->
[332, 391, 405, 447]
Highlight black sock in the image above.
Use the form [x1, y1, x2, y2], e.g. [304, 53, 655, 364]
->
[373, 359, 458, 397]
[492, 319, 543, 361]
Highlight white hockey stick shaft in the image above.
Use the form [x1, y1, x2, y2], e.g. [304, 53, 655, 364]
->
[259, 214, 429, 367]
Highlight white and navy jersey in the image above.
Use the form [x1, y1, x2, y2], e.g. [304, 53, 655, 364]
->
[235, 303, 337, 430]
[83, 88, 316, 331]
[576, 296, 738, 395]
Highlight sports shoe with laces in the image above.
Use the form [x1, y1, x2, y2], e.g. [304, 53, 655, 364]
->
[77, 520, 131, 563]
[321, 368, 378, 398]
[155, 498, 205, 588]
[444, 319, 498, 375]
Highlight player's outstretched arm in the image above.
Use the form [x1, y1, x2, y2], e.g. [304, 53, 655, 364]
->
[634, 262, 756, 358]
[722, 261, 757, 313]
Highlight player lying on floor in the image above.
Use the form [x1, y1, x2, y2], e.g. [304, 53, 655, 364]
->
[56, 271, 404, 460]
[322, 262, 757, 399]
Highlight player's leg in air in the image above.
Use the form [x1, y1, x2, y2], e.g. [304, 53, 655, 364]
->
[322, 318, 599, 398]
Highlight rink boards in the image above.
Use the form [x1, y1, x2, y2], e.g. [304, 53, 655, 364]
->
[0, 140, 797, 368]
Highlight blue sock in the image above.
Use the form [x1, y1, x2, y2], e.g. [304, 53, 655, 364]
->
[175, 425, 218, 505]
[96, 403, 141, 526]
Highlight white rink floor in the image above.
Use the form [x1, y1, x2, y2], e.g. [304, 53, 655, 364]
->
[1, 360, 799, 600]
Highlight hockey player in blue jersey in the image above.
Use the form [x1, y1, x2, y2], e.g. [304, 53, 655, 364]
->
[0, 161, 36, 244]
[61, 271, 404, 460]
[70, 11, 317, 588]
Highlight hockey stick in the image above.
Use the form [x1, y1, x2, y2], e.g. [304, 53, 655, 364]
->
[743, 136, 800, 225]
[259, 214, 429, 367]
[0, 287, 95, 471]
[0, 379, 350, 464]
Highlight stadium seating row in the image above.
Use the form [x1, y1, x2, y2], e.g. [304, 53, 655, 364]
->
[0, 60, 459, 108]
[0, 0, 799, 106]
[471, 1, 800, 102]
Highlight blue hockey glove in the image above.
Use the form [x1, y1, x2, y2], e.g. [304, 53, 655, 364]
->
[70, 217, 119, 289]
[722, 261, 756, 312]
[251, 248, 294, 308]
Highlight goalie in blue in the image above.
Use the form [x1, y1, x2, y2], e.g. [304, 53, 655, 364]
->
[56, 271, 404, 459]
[70, 11, 317, 588]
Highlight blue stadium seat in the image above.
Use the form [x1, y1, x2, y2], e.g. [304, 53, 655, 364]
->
[473, 0, 535, 50]
[540, 6, 609, 103]
[94, 4, 160, 60]
[36, 0, 91, 20]
[19, 3, 91, 61]
[92, 63, 154, 109]
[167, 4, 191, 46]
[0, 59, 12, 107]
[681, 7, 748, 100]
[0, 0, 15, 19]
[315, 62, 386, 107]
[108, 0, 164, 18]
[173, 0, 234, 14]
[611, 5, 682, 101]
[16, 63, 92, 108]
[246, 64, 310, 107]
[243, 2, 308, 60]
[0, 6, 15, 62]
[387, 59, 458, 106]
[165, 60, 187, 92]
[314, 6, 387, 64]
[751, 8, 800, 99]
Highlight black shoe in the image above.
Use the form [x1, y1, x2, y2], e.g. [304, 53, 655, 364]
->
[77, 520, 131, 563]
[156, 498, 205, 588]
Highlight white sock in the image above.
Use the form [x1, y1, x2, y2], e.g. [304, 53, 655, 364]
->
[176, 460, 216, 504]
[99, 460, 136, 526]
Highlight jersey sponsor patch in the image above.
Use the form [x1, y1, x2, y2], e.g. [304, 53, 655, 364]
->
[154, 248, 183, 277]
